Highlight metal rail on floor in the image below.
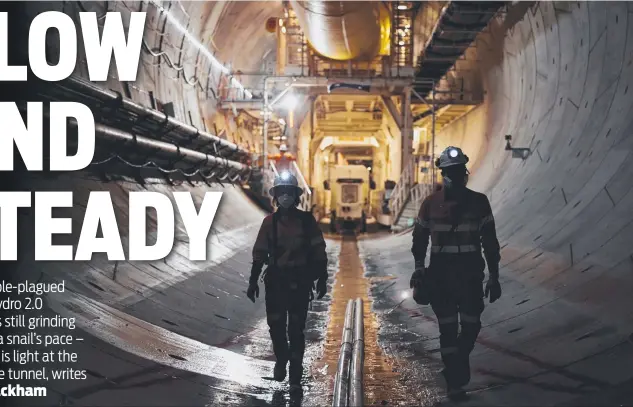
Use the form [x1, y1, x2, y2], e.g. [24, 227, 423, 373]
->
[333, 298, 365, 407]
[350, 298, 365, 406]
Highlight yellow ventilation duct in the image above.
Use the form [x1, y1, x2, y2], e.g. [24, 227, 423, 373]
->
[289, 1, 391, 61]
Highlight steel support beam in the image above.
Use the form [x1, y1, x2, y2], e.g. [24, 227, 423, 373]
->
[402, 87, 413, 177]
[382, 96, 403, 129]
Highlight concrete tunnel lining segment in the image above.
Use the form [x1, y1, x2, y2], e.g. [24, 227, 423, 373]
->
[4, 1, 633, 405]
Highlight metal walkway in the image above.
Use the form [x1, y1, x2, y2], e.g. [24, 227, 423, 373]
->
[414, 1, 506, 97]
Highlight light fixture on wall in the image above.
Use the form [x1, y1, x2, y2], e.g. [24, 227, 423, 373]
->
[505, 135, 531, 160]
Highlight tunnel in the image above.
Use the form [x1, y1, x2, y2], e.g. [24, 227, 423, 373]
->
[2, 1, 633, 406]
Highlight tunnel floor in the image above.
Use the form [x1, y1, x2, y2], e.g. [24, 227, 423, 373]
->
[313, 234, 423, 406]
[22, 228, 633, 407]
[359, 234, 633, 407]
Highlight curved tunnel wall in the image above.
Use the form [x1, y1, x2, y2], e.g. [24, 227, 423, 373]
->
[361, 1, 633, 403]
[9, 1, 633, 404]
[476, 0, 633, 313]
[13, 0, 281, 348]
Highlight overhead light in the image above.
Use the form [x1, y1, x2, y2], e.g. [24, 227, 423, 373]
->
[279, 93, 298, 110]
[397, 4, 408, 10]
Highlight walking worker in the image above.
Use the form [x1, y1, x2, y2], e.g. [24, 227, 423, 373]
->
[247, 171, 328, 396]
[410, 146, 502, 400]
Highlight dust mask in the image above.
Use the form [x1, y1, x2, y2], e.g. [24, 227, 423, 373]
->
[278, 194, 295, 209]
[443, 174, 467, 190]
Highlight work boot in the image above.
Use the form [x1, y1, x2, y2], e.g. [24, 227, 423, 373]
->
[455, 355, 471, 388]
[442, 367, 469, 401]
[289, 383, 303, 398]
[447, 386, 469, 402]
[273, 360, 287, 382]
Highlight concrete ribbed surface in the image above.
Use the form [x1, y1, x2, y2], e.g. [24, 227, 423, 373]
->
[6, 1, 633, 406]
[357, 3, 633, 405]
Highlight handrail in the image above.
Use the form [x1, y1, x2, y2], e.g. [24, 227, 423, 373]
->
[292, 161, 312, 196]
[410, 183, 432, 210]
[388, 160, 415, 224]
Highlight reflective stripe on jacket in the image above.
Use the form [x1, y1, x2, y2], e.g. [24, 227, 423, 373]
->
[412, 188, 500, 267]
[253, 209, 327, 269]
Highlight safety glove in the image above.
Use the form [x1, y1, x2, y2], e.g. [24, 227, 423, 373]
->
[315, 277, 328, 299]
[410, 262, 431, 305]
[409, 262, 425, 288]
[484, 276, 501, 303]
[246, 281, 259, 303]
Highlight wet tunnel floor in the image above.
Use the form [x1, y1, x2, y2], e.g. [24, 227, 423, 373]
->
[23, 231, 633, 407]
[313, 235, 422, 406]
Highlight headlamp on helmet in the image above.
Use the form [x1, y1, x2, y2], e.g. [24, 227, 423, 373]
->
[435, 146, 469, 168]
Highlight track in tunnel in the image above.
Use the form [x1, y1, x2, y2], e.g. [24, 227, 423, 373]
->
[315, 234, 427, 406]
[4, 1, 633, 406]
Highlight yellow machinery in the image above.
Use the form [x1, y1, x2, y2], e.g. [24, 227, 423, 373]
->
[325, 165, 375, 231]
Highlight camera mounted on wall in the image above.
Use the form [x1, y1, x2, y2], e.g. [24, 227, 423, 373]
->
[505, 135, 531, 160]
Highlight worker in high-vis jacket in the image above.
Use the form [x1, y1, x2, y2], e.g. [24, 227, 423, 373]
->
[247, 172, 328, 397]
[410, 146, 502, 401]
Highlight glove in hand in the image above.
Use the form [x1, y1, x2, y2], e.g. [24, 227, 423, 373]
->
[316, 278, 327, 299]
[410, 266, 431, 305]
[247, 283, 259, 303]
[484, 278, 501, 303]
[409, 263, 426, 289]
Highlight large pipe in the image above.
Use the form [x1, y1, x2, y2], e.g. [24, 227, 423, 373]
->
[333, 299, 355, 407]
[350, 298, 364, 407]
[59, 76, 250, 158]
[87, 122, 250, 175]
[289, 1, 391, 61]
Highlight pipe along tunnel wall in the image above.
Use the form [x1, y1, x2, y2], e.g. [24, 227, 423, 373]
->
[3, 1, 633, 405]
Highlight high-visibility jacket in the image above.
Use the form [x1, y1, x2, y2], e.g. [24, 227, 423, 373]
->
[252, 209, 327, 279]
[411, 188, 500, 270]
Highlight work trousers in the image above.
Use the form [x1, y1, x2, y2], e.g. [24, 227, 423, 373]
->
[427, 263, 485, 388]
[264, 275, 312, 383]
